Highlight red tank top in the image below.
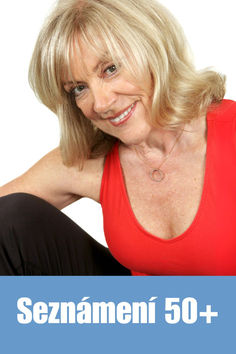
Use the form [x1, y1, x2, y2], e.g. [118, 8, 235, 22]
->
[100, 100, 236, 275]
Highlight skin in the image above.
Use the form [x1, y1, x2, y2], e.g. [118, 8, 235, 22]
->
[0, 39, 207, 240]
[64, 40, 206, 161]
[64, 40, 155, 148]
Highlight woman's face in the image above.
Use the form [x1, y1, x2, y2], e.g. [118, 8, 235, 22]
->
[64, 40, 154, 146]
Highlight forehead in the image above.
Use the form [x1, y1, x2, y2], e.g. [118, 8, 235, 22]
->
[62, 35, 151, 89]
[65, 37, 112, 83]
[72, 41, 101, 78]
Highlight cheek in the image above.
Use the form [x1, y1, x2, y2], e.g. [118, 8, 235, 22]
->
[75, 99, 94, 120]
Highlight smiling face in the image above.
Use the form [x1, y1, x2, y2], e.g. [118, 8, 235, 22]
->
[63, 39, 155, 146]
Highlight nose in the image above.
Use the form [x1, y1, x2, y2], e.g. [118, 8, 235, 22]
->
[91, 83, 117, 115]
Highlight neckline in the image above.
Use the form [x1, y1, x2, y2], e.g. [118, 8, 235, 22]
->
[115, 114, 213, 243]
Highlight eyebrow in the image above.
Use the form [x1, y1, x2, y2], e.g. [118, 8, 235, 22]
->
[63, 57, 111, 87]
[63, 49, 116, 87]
[92, 60, 104, 73]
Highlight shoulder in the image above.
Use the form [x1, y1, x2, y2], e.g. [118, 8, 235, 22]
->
[207, 99, 236, 122]
[54, 148, 106, 203]
[76, 154, 106, 202]
[207, 99, 236, 155]
[0, 147, 106, 209]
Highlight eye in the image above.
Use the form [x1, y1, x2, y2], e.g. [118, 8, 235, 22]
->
[70, 84, 86, 98]
[104, 64, 117, 76]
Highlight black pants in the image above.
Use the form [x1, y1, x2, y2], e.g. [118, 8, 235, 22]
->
[0, 193, 130, 275]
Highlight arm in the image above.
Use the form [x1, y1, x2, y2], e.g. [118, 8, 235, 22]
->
[0, 147, 104, 210]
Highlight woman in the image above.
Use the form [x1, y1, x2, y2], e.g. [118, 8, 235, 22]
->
[0, 0, 235, 275]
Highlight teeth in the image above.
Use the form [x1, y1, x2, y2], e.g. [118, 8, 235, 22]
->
[110, 103, 135, 123]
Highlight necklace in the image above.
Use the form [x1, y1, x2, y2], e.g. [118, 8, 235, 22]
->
[135, 127, 185, 182]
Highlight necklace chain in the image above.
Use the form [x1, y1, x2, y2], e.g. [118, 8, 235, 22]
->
[134, 128, 185, 182]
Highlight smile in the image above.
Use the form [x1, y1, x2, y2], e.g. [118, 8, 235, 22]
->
[109, 102, 136, 126]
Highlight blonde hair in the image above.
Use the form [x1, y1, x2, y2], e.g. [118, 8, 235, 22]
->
[29, 0, 225, 167]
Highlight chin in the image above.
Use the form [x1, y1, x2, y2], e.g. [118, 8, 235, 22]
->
[118, 134, 147, 147]
[117, 126, 151, 146]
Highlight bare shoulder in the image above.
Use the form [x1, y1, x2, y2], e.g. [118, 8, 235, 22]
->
[69, 150, 106, 202]
[0, 147, 105, 209]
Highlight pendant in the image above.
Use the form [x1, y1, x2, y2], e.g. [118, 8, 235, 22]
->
[149, 168, 165, 182]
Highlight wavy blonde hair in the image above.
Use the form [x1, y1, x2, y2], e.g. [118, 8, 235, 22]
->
[29, 0, 225, 167]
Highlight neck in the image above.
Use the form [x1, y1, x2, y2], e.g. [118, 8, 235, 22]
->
[127, 115, 207, 161]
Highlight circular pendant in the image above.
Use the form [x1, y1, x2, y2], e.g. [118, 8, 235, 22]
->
[149, 169, 165, 182]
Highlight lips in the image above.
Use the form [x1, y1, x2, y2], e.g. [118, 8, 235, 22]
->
[108, 102, 137, 127]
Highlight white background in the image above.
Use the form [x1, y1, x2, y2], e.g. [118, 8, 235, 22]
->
[0, 0, 235, 246]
